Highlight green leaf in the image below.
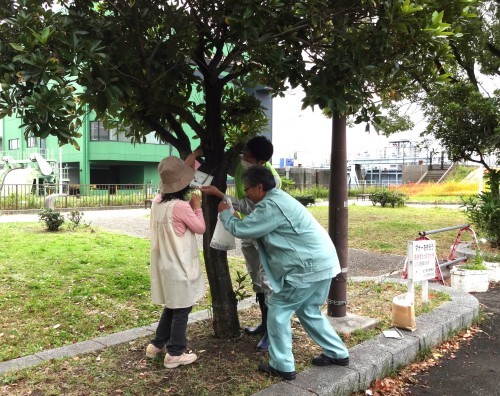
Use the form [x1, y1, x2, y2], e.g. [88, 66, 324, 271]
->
[40, 27, 53, 44]
[9, 43, 25, 52]
[243, 8, 253, 19]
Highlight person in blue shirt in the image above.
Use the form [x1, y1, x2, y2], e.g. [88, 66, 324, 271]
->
[217, 166, 349, 381]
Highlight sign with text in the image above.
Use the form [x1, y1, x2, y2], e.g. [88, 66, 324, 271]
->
[407, 240, 436, 281]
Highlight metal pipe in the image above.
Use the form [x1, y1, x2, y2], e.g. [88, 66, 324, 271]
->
[438, 256, 468, 267]
[328, 114, 348, 318]
[419, 224, 469, 236]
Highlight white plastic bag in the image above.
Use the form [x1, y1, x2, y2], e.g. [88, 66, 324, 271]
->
[210, 199, 236, 251]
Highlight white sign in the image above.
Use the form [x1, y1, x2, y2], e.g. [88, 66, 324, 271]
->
[190, 170, 214, 188]
[407, 240, 436, 282]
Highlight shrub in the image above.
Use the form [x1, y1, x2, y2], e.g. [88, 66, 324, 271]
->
[280, 176, 296, 192]
[462, 192, 500, 248]
[461, 251, 487, 271]
[288, 190, 316, 206]
[38, 208, 65, 231]
[304, 185, 329, 199]
[348, 186, 380, 198]
[67, 210, 84, 226]
[66, 210, 88, 230]
[371, 190, 408, 208]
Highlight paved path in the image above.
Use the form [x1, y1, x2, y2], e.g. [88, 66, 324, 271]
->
[404, 283, 500, 396]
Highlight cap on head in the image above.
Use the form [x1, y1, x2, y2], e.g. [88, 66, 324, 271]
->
[158, 156, 194, 194]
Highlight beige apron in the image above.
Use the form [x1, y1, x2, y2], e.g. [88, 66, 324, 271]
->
[150, 200, 205, 308]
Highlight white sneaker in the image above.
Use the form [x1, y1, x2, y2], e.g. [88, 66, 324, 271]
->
[164, 353, 198, 369]
[145, 344, 166, 358]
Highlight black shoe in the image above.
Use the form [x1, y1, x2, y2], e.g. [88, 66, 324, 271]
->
[244, 323, 265, 335]
[311, 353, 349, 367]
[258, 363, 296, 380]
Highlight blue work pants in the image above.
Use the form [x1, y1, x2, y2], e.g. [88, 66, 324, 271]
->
[267, 278, 349, 372]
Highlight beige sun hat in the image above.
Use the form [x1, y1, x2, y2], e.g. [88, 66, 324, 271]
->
[158, 156, 195, 194]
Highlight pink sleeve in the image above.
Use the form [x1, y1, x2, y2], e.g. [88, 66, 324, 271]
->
[152, 192, 162, 203]
[184, 159, 201, 171]
[172, 201, 205, 235]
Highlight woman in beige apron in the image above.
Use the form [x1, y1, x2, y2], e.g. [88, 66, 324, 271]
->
[146, 157, 206, 369]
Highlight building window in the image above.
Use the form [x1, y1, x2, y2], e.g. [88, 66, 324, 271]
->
[27, 136, 38, 148]
[90, 121, 133, 142]
[91, 121, 110, 141]
[90, 120, 165, 144]
[9, 138, 20, 150]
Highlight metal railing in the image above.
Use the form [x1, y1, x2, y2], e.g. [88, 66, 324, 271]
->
[0, 183, 156, 211]
[0, 183, 238, 212]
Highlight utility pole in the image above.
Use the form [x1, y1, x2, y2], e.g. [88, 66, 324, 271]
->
[327, 114, 348, 317]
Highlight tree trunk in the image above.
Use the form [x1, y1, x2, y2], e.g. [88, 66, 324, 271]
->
[202, 194, 240, 338]
[201, 80, 240, 338]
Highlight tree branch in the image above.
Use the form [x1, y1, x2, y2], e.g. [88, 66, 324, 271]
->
[449, 42, 478, 87]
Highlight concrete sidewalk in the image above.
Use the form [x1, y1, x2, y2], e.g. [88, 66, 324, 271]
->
[0, 279, 479, 396]
[403, 283, 499, 396]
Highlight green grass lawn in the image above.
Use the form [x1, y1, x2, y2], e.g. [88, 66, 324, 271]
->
[0, 223, 250, 362]
[407, 195, 465, 203]
[311, 204, 469, 257]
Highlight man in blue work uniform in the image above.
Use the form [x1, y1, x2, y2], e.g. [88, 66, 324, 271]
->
[218, 166, 349, 381]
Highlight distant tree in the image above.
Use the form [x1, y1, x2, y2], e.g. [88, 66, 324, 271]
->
[374, 0, 499, 194]
[421, 0, 500, 196]
[423, 83, 500, 189]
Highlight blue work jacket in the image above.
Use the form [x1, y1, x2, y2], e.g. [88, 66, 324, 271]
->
[220, 188, 340, 293]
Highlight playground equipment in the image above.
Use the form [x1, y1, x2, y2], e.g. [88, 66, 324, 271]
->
[0, 153, 59, 197]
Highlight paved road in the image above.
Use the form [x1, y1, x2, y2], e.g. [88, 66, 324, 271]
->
[404, 283, 500, 396]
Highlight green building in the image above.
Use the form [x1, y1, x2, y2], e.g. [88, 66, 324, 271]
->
[0, 86, 272, 190]
[1, 114, 172, 187]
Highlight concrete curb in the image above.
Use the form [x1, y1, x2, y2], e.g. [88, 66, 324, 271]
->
[0, 280, 479, 396]
[253, 278, 480, 396]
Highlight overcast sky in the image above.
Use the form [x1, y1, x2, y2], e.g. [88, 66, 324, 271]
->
[271, 87, 424, 167]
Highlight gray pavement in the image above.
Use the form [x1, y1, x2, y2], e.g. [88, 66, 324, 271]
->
[0, 204, 484, 395]
[403, 283, 499, 396]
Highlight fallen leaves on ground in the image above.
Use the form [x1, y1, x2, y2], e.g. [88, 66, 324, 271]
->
[355, 324, 483, 396]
